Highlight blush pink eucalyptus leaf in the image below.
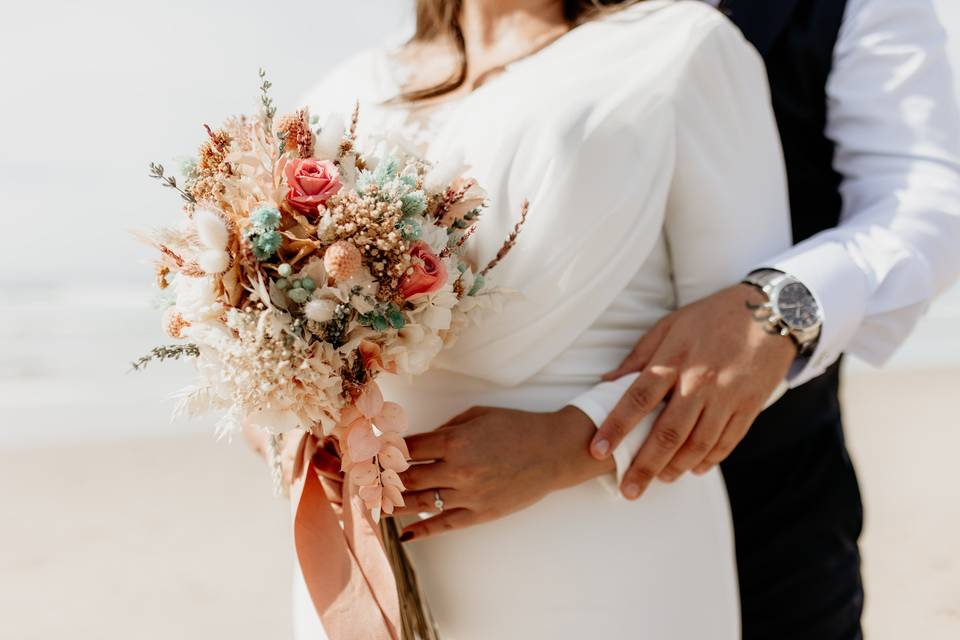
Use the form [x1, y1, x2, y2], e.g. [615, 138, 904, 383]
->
[382, 484, 404, 509]
[346, 422, 381, 462]
[355, 383, 384, 419]
[380, 469, 405, 491]
[339, 405, 363, 427]
[358, 484, 383, 511]
[339, 455, 356, 474]
[375, 402, 408, 433]
[379, 445, 411, 473]
[348, 462, 379, 487]
[379, 433, 410, 459]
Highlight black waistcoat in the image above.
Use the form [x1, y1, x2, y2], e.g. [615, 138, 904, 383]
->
[720, 0, 851, 459]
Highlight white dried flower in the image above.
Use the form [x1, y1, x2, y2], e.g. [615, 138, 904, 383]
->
[194, 207, 229, 250]
[419, 221, 450, 255]
[175, 275, 222, 323]
[305, 299, 339, 323]
[315, 112, 345, 159]
[197, 248, 230, 274]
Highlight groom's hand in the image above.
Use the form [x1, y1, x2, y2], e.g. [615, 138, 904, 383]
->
[590, 284, 796, 499]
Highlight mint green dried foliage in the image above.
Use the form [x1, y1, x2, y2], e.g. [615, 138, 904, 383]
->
[468, 274, 486, 296]
[251, 230, 281, 261]
[288, 287, 310, 304]
[386, 305, 406, 329]
[398, 218, 422, 241]
[179, 158, 198, 179]
[356, 170, 376, 194]
[250, 205, 281, 232]
[247, 206, 282, 261]
[373, 157, 400, 185]
[399, 174, 418, 188]
[400, 191, 428, 217]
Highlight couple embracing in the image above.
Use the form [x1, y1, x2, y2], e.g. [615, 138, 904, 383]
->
[268, 0, 960, 638]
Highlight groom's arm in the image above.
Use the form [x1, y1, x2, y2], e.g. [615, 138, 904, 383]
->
[586, 0, 960, 499]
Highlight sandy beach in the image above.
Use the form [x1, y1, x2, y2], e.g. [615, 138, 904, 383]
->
[1, 369, 958, 639]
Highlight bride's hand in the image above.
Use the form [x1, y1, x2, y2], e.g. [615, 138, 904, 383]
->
[392, 405, 614, 541]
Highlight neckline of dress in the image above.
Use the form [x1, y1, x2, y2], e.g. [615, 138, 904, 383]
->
[373, 1, 673, 144]
[381, 14, 592, 112]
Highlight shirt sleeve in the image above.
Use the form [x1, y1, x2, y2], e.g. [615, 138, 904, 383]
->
[759, 0, 960, 386]
[569, 12, 793, 491]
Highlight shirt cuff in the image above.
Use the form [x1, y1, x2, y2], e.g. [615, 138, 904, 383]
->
[758, 239, 870, 387]
[568, 373, 654, 496]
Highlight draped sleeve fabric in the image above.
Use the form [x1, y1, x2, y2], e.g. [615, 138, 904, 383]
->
[569, 12, 793, 490]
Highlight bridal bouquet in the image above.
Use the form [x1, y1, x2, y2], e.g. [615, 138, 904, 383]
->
[135, 70, 525, 521]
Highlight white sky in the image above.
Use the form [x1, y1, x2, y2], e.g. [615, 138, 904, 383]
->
[0, 0, 956, 289]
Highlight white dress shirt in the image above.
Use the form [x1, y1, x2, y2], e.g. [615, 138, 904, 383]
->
[567, 0, 960, 486]
[715, 0, 960, 384]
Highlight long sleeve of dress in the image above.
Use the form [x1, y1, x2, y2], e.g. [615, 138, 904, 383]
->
[569, 15, 793, 488]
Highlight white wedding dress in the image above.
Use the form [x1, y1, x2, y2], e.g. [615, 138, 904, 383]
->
[296, 2, 791, 638]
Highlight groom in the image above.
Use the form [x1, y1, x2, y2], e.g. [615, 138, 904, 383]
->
[587, 0, 960, 638]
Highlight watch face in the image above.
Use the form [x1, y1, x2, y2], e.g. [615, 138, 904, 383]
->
[774, 282, 820, 331]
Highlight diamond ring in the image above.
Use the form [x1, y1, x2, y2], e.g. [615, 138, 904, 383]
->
[433, 489, 444, 512]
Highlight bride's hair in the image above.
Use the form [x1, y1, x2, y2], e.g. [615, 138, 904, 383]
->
[402, 0, 644, 101]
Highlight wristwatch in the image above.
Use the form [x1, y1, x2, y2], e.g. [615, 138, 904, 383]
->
[742, 269, 823, 354]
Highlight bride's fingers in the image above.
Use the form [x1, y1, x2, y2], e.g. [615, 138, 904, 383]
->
[406, 431, 452, 461]
[312, 448, 343, 481]
[399, 508, 476, 542]
[398, 461, 454, 491]
[392, 489, 464, 516]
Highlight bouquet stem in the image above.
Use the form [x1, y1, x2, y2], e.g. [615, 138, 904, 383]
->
[379, 517, 439, 640]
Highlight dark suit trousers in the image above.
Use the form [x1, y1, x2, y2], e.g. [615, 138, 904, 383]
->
[722, 364, 865, 639]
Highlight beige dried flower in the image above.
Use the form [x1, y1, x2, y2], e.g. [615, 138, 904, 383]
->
[323, 240, 362, 281]
[276, 109, 314, 158]
[162, 307, 191, 339]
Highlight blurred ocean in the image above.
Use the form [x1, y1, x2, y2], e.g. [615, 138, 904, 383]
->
[1, 0, 958, 447]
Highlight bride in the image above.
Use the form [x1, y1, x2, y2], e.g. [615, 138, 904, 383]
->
[294, 0, 791, 637]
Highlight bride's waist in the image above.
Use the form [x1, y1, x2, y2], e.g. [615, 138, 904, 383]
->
[377, 352, 623, 433]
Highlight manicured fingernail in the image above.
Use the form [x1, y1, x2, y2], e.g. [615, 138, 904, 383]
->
[592, 439, 610, 457]
[399, 531, 414, 542]
[623, 483, 641, 500]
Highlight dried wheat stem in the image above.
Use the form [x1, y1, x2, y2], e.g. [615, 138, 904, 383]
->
[480, 199, 529, 276]
[440, 224, 477, 259]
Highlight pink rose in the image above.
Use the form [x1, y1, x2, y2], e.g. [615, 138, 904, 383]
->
[284, 158, 341, 215]
[400, 243, 448, 299]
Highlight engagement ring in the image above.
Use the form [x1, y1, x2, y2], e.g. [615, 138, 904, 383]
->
[433, 490, 445, 512]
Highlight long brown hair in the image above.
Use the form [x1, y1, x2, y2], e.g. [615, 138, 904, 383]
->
[403, 0, 645, 101]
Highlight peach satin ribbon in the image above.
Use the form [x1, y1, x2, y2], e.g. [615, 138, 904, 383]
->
[291, 432, 402, 640]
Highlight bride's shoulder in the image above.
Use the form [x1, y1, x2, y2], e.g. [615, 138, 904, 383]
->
[604, 0, 749, 55]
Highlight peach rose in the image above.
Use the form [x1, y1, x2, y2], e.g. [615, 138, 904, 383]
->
[284, 158, 341, 214]
[400, 242, 448, 299]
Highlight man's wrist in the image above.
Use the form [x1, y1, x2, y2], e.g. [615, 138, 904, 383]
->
[742, 270, 823, 355]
